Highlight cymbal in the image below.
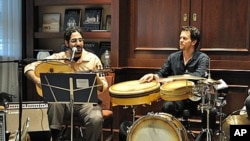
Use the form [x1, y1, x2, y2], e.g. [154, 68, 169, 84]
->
[168, 74, 205, 80]
[199, 78, 221, 85]
[222, 111, 250, 138]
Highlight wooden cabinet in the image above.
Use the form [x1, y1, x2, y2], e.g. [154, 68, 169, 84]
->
[128, 0, 250, 69]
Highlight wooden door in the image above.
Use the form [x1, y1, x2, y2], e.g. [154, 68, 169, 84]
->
[192, 0, 249, 52]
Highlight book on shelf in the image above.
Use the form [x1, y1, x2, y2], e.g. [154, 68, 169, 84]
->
[84, 41, 99, 55]
[42, 13, 60, 32]
[63, 9, 82, 31]
[82, 7, 103, 32]
[98, 41, 111, 59]
[105, 15, 111, 31]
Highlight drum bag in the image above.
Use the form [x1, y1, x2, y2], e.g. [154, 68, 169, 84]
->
[119, 121, 133, 141]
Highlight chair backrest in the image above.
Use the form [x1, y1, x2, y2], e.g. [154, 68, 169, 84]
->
[99, 72, 115, 110]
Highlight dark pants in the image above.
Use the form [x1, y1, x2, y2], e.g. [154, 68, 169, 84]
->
[161, 99, 217, 131]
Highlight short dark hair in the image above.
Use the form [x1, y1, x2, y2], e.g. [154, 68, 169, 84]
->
[64, 26, 84, 42]
[181, 26, 200, 50]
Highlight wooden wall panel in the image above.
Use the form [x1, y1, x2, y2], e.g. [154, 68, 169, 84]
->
[198, 0, 249, 52]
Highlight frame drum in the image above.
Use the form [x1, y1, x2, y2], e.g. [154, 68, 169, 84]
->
[160, 80, 194, 101]
[126, 112, 188, 141]
[109, 80, 160, 106]
[222, 109, 250, 140]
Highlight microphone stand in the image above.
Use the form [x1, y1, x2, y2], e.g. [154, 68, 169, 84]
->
[23, 58, 71, 63]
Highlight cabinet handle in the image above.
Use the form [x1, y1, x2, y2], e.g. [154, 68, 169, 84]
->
[183, 13, 188, 22]
[193, 13, 197, 22]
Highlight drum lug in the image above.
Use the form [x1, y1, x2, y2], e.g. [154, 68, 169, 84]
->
[147, 111, 155, 116]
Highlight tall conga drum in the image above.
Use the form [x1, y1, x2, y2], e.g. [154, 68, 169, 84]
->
[109, 80, 160, 106]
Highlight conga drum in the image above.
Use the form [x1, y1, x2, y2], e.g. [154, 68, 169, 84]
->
[160, 80, 195, 101]
[109, 80, 160, 106]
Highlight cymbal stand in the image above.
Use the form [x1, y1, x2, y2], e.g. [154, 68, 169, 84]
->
[198, 84, 213, 141]
[215, 94, 227, 141]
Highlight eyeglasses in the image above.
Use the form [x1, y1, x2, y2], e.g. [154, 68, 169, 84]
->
[70, 38, 84, 43]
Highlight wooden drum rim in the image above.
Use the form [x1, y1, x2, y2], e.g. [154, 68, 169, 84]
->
[160, 80, 195, 101]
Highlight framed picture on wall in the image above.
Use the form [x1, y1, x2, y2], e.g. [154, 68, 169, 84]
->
[82, 7, 103, 32]
[63, 9, 82, 31]
[42, 13, 60, 32]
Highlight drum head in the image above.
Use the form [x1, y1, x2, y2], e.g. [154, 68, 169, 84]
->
[222, 109, 250, 140]
[109, 80, 160, 98]
[127, 113, 187, 141]
[109, 80, 160, 106]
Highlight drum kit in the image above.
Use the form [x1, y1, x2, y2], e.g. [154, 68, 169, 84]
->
[109, 74, 248, 141]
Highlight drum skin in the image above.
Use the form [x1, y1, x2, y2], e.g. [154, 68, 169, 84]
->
[160, 80, 194, 101]
[222, 109, 250, 140]
[109, 80, 160, 106]
[126, 112, 188, 141]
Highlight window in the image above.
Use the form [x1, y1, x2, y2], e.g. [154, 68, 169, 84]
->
[0, 0, 22, 101]
[0, 2, 2, 54]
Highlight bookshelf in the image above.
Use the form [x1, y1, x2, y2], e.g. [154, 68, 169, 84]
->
[26, 0, 113, 58]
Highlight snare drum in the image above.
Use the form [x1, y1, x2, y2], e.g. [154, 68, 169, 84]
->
[160, 80, 195, 101]
[109, 80, 160, 106]
[127, 112, 188, 141]
[222, 109, 250, 140]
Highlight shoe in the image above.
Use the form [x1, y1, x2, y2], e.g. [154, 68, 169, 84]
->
[51, 129, 61, 141]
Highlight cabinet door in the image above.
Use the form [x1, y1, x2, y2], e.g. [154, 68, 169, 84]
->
[128, 0, 188, 67]
[192, 0, 249, 52]
[132, 0, 184, 51]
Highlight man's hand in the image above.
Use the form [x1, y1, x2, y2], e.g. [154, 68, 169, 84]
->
[139, 73, 155, 83]
[33, 77, 41, 88]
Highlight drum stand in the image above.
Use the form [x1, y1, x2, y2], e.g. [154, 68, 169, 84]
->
[131, 106, 137, 123]
[123, 106, 137, 123]
[215, 96, 227, 141]
[182, 110, 196, 140]
[197, 85, 213, 141]
[198, 104, 213, 141]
